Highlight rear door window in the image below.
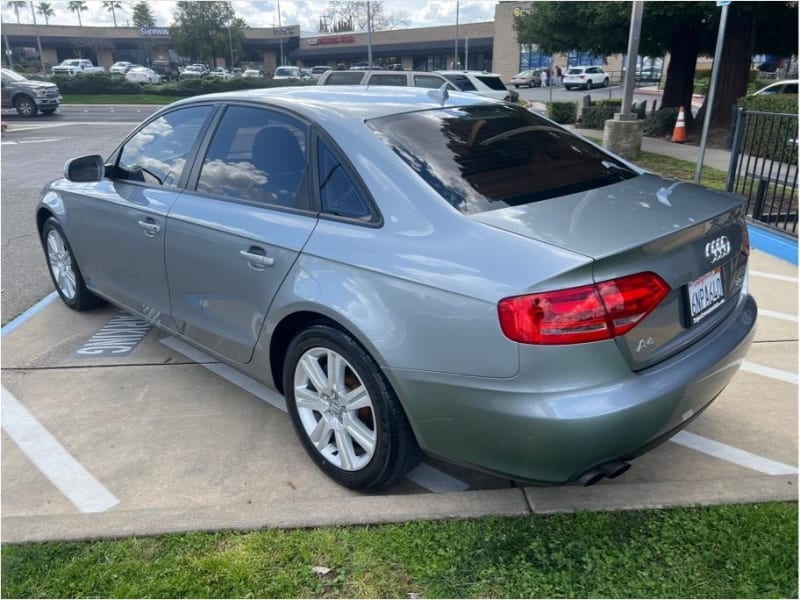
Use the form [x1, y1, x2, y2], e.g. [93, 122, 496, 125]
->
[317, 139, 374, 222]
[368, 74, 407, 86]
[323, 71, 365, 85]
[476, 75, 507, 91]
[443, 74, 476, 91]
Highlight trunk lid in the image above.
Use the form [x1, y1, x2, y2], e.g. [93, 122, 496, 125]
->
[474, 174, 750, 370]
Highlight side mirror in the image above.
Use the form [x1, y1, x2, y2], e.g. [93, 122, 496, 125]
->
[64, 154, 105, 182]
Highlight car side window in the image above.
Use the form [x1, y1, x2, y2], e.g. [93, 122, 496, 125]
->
[117, 106, 212, 188]
[784, 83, 798, 94]
[368, 74, 407, 86]
[318, 139, 372, 221]
[196, 105, 309, 209]
[323, 71, 365, 85]
[443, 74, 476, 91]
[414, 75, 447, 89]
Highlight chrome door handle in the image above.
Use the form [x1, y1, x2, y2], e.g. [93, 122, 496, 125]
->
[239, 249, 275, 268]
[138, 220, 160, 236]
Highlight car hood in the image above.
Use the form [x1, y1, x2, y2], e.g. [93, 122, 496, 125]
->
[12, 80, 58, 90]
[471, 174, 744, 259]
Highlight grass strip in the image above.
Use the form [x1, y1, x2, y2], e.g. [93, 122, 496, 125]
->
[2, 503, 796, 598]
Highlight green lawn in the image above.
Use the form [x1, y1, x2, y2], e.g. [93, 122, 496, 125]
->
[2, 503, 796, 598]
[60, 94, 183, 105]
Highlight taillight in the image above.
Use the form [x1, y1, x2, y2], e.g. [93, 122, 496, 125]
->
[498, 272, 670, 345]
[578, 75, 585, 79]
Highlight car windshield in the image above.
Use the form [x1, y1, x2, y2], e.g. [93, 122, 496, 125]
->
[515, 71, 531, 77]
[368, 104, 637, 214]
[276, 68, 297, 76]
[2, 69, 28, 81]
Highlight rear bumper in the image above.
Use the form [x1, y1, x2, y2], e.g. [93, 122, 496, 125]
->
[386, 292, 757, 484]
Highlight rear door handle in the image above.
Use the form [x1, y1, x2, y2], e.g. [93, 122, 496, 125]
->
[138, 219, 160, 237]
[240, 247, 275, 269]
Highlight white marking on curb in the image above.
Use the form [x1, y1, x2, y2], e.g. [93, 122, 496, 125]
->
[758, 309, 798, 323]
[1, 387, 120, 513]
[741, 361, 798, 385]
[671, 431, 798, 475]
[406, 462, 470, 493]
[750, 270, 798, 283]
[159, 336, 286, 411]
[159, 336, 470, 493]
[1, 291, 58, 337]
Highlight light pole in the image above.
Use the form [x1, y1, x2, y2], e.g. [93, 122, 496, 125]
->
[695, 1, 730, 184]
[366, 1, 372, 67]
[228, 22, 234, 68]
[453, 0, 460, 69]
[277, 0, 284, 66]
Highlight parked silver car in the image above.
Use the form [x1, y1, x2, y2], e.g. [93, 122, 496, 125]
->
[37, 87, 756, 489]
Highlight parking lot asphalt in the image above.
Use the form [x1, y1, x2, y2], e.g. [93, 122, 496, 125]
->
[1, 247, 796, 543]
[1, 115, 797, 544]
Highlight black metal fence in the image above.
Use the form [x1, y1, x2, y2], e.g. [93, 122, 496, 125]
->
[726, 108, 798, 236]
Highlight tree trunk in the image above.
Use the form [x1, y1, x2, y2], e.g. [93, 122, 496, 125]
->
[695, 6, 755, 131]
[660, 25, 699, 128]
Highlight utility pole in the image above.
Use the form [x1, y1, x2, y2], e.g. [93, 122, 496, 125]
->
[695, 1, 730, 184]
[620, 0, 644, 117]
[277, 0, 284, 66]
[453, 0, 459, 69]
[228, 22, 234, 68]
[367, 1, 372, 67]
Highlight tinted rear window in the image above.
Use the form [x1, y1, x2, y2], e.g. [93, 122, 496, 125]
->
[368, 104, 637, 214]
[476, 75, 507, 91]
[443, 74, 476, 91]
[368, 74, 407, 86]
[566, 68, 584, 75]
[323, 71, 365, 85]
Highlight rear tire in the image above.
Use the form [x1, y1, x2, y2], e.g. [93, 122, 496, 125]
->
[586, 80, 593, 90]
[42, 218, 104, 311]
[284, 324, 422, 489]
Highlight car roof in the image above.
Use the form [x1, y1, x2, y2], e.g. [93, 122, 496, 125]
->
[437, 70, 503, 77]
[169, 85, 495, 122]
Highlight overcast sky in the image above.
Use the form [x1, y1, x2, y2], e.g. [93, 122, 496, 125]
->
[2, 1, 498, 33]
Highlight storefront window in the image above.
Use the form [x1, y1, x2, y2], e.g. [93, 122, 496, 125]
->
[519, 45, 551, 70]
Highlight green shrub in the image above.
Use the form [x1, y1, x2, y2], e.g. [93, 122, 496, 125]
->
[149, 77, 314, 97]
[546, 101, 577, 124]
[643, 107, 679, 137]
[736, 94, 798, 161]
[580, 105, 617, 129]
[52, 72, 143, 95]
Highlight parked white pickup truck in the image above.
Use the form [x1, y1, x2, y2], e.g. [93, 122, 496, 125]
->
[51, 59, 105, 76]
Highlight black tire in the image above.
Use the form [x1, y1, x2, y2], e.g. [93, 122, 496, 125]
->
[514, 84, 520, 88]
[42, 217, 104, 311]
[603, 78, 610, 88]
[284, 324, 422, 489]
[586, 80, 593, 90]
[14, 96, 37, 117]
[565, 85, 572, 90]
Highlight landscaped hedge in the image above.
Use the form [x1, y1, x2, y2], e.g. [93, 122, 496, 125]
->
[579, 99, 622, 129]
[51, 72, 315, 97]
[736, 94, 798, 161]
[546, 101, 577, 124]
[643, 107, 680, 138]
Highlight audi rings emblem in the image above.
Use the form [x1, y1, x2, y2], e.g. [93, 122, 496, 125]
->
[705, 235, 731, 264]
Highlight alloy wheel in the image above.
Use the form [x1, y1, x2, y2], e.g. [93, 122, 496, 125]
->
[293, 347, 377, 471]
[46, 229, 77, 300]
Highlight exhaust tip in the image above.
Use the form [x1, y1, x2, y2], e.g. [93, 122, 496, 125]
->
[579, 469, 605, 486]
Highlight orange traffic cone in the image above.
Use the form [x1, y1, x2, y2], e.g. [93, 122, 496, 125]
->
[672, 106, 687, 143]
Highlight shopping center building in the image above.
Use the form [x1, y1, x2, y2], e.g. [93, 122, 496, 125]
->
[1, 2, 623, 80]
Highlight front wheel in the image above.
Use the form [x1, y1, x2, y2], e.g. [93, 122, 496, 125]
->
[15, 96, 37, 117]
[284, 324, 421, 489]
[42, 218, 104, 311]
[603, 78, 610, 88]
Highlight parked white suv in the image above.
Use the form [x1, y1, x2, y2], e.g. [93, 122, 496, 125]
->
[317, 69, 454, 89]
[563, 66, 610, 90]
[437, 70, 514, 101]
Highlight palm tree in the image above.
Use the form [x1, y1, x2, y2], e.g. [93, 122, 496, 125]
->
[67, 0, 87, 27]
[35, 1, 53, 25]
[6, 0, 26, 23]
[102, 0, 122, 27]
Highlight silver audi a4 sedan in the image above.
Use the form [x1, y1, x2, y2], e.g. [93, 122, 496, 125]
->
[37, 86, 757, 489]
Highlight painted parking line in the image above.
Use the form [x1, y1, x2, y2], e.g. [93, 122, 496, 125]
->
[0, 291, 58, 338]
[1, 387, 120, 513]
[758, 309, 798, 323]
[750, 270, 798, 283]
[159, 336, 470, 494]
[671, 431, 798, 476]
[741, 361, 798, 385]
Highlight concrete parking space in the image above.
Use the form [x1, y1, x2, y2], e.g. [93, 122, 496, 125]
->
[1, 249, 796, 543]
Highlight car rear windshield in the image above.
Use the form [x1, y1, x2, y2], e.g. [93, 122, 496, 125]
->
[367, 104, 637, 214]
[566, 68, 584, 75]
[476, 75, 507, 90]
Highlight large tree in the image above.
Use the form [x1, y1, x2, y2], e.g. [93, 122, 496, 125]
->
[131, 1, 155, 27]
[102, 0, 123, 27]
[171, 1, 245, 66]
[318, 1, 408, 33]
[67, 0, 87, 27]
[35, 1, 54, 25]
[7, 0, 26, 23]
[697, 1, 798, 130]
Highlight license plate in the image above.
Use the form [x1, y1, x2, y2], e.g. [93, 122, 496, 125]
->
[688, 268, 725, 325]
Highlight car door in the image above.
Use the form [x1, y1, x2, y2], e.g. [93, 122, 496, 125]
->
[76, 104, 215, 325]
[165, 104, 318, 363]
